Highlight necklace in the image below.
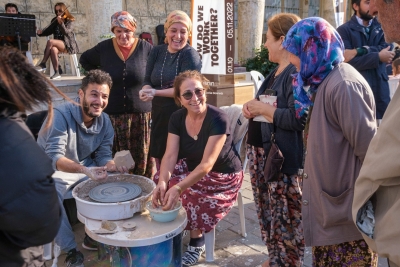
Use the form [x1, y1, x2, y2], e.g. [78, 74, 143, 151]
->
[160, 48, 181, 88]
[187, 115, 203, 141]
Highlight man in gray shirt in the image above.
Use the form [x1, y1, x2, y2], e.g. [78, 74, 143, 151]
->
[38, 69, 129, 267]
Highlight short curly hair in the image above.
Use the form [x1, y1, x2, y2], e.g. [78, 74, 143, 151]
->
[81, 69, 113, 92]
[173, 70, 210, 106]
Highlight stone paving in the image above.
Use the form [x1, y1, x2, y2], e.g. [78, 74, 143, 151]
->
[45, 173, 311, 267]
[44, 171, 389, 267]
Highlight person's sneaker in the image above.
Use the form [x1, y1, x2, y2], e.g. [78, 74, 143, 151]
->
[182, 244, 205, 266]
[82, 234, 98, 251]
[50, 72, 61, 80]
[35, 62, 46, 72]
[65, 248, 84, 267]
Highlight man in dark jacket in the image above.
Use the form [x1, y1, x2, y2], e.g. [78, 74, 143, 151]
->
[337, 0, 395, 120]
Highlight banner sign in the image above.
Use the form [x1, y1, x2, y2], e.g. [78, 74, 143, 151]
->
[191, 0, 235, 75]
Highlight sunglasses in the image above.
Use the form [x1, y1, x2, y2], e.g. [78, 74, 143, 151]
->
[181, 88, 204, 100]
[55, 9, 63, 14]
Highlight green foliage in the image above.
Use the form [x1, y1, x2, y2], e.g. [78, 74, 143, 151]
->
[99, 34, 114, 39]
[244, 45, 277, 76]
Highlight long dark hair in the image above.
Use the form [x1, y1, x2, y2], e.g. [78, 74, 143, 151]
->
[0, 47, 70, 128]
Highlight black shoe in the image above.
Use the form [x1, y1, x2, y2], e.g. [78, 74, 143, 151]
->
[82, 234, 98, 251]
[35, 62, 46, 72]
[65, 248, 84, 267]
[58, 65, 63, 75]
[50, 72, 61, 80]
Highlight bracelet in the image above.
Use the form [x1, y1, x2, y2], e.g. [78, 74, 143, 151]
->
[174, 185, 182, 195]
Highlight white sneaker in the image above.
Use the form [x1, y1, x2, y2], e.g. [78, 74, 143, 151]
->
[182, 244, 205, 266]
[50, 72, 61, 79]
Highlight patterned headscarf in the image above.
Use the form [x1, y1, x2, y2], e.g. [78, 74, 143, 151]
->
[164, 10, 192, 35]
[111, 11, 137, 33]
[282, 17, 344, 118]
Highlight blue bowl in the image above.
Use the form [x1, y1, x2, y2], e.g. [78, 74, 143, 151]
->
[146, 201, 182, 223]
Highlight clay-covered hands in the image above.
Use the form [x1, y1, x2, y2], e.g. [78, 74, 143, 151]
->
[139, 88, 156, 102]
[82, 166, 108, 180]
[106, 161, 129, 174]
[152, 181, 181, 211]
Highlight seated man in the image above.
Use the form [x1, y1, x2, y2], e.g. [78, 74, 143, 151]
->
[37, 69, 129, 267]
[0, 3, 31, 51]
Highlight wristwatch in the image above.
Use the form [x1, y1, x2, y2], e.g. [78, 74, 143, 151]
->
[356, 47, 368, 56]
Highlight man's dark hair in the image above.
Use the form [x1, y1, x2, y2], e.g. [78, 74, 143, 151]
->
[351, 0, 362, 14]
[81, 69, 113, 92]
[5, 3, 18, 12]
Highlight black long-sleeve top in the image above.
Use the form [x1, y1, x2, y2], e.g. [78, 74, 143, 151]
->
[247, 64, 306, 175]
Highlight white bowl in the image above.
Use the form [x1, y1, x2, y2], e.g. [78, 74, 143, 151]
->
[146, 201, 182, 223]
[72, 174, 156, 220]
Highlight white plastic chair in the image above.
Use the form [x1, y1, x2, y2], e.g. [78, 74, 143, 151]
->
[46, 35, 80, 77]
[50, 53, 80, 77]
[250, 70, 265, 96]
[204, 105, 249, 262]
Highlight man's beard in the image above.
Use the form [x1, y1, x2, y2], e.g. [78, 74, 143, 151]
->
[359, 9, 373, 21]
[82, 98, 104, 118]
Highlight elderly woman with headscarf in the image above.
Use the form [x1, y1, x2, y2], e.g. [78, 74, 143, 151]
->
[139, 10, 202, 173]
[80, 11, 154, 178]
[282, 17, 378, 266]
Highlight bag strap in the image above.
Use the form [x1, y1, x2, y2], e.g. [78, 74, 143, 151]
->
[303, 92, 316, 150]
[267, 122, 277, 143]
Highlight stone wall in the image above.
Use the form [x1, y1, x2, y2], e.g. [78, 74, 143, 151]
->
[0, 0, 330, 68]
[0, 0, 191, 63]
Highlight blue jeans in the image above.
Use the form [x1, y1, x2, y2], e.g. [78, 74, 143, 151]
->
[54, 177, 87, 252]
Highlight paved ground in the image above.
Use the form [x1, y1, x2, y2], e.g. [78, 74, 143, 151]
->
[45, 172, 388, 267]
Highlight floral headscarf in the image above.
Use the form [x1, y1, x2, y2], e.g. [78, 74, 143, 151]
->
[111, 11, 137, 33]
[164, 10, 192, 35]
[282, 17, 344, 118]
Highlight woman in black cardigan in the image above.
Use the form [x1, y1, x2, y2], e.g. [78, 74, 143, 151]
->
[80, 11, 154, 178]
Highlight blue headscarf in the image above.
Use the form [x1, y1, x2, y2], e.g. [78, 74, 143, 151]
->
[282, 17, 344, 118]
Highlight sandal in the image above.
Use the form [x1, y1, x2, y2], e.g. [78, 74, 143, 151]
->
[182, 244, 205, 266]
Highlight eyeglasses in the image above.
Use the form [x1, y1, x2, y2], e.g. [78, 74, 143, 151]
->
[55, 9, 63, 14]
[181, 88, 204, 100]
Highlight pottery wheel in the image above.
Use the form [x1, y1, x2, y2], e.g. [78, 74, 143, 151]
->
[89, 182, 142, 203]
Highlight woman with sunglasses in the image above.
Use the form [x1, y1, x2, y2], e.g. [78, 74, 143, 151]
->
[152, 70, 243, 266]
[35, 2, 78, 79]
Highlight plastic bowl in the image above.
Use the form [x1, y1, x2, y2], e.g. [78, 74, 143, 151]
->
[146, 201, 182, 223]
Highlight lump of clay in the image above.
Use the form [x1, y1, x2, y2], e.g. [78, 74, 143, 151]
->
[122, 222, 136, 231]
[101, 220, 117, 231]
[113, 150, 135, 170]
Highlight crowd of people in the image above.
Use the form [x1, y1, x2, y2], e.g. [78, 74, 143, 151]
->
[1, 0, 400, 267]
